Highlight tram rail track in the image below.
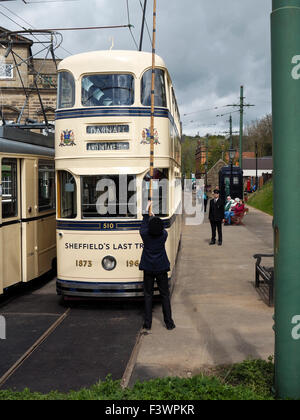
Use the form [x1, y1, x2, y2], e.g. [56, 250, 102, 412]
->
[0, 308, 71, 388]
[0, 277, 144, 393]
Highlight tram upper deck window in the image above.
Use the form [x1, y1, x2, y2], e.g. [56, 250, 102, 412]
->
[1, 158, 17, 219]
[58, 171, 77, 219]
[57, 71, 75, 109]
[38, 160, 55, 212]
[81, 175, 136, 218]
[141, 69, 167, 107]
[81, 74, 134, 107]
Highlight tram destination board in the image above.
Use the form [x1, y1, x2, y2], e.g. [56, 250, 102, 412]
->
[86, 125, 129, 134]
[86, 142, 129, 151]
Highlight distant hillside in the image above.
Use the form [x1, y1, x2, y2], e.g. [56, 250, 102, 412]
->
[247, 180, 273, 216]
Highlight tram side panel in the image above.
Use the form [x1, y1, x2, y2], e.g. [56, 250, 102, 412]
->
[21, 158, 56, 283]
[2, 224, 22, 288]
[37, 215, 56, 276]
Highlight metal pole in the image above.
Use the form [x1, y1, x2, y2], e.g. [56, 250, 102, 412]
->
[239, 86, 244, 168]
[229, 114, 233, 149]
[272, 0, 300, 399]
[149, 0, 157, 210]
[255, 142, 258, 191]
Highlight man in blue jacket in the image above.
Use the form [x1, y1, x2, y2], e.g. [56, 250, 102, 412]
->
[139, 201, 175, 331]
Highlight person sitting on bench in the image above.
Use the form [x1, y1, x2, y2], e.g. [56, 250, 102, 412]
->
[233, 198, 245, 218]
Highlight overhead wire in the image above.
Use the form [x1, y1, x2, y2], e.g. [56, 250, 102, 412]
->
[0, 4, 71, 57]
[0, 2, 72, 56]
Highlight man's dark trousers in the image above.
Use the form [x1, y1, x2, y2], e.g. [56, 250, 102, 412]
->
[143, 271, 173, 328]
[210, 220, 222, 243]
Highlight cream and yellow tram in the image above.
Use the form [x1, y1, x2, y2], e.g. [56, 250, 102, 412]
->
[55, 50, 182, 297]
[0, 127, 56, 296]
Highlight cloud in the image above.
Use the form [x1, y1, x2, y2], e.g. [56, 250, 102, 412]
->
[0, 0, 272, 135]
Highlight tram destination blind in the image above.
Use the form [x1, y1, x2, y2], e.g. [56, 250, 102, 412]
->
[86, 125, 129, 134]
[86, 142, 129, 151]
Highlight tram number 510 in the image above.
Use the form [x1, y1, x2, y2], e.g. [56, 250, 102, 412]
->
[102, 223, 116, 230]
[291, 55, 300, 80]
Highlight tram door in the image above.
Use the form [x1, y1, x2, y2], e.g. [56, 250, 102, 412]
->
[21, 158, 38, 282]
[1, 158, 22, 290]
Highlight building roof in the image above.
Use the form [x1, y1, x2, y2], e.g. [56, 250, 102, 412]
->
[242, 157, 273, 170]
[0, 27, 33, 46]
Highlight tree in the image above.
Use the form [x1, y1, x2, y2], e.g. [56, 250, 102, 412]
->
[245, 114, 272, 156]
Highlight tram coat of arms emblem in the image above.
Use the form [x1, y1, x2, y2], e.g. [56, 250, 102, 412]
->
[60, 129, 76, 146]
[140, 128, 160, 145]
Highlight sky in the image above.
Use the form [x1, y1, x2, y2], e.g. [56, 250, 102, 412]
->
[0, 0, 272, 136]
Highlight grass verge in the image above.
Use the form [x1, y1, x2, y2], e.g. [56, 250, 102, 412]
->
[0, 358, 280, 400]
[247, 180, 273, 216]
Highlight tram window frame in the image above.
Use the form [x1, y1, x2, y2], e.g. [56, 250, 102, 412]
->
[81, 73, 135, 107]
[1, 158, 18, 219]
[141, 69, 167, 108]
[38, 160, 55, 213]
[81, 175, 137, 219]
[142, 168, 169, 217]
[57, 71, 75, 109]
[58, 171, 77, 219]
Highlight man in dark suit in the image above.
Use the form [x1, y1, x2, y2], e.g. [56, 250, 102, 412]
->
[209, 189, 225, 246]
[139, 201, 175, 331]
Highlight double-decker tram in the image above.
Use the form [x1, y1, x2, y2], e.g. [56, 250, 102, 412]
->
[0, 127, 56, 296]
[55, 50, 182, 298]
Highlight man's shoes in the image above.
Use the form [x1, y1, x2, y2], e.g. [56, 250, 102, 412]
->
[218, 241, 222, 246]
[143, 323, 151, 330]
[166, 323, 176, 330]
[209, 240, 216, 245]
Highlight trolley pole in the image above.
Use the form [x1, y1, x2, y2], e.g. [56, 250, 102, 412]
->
[271, 0, 300, 399]
[149, 0, 157, 210]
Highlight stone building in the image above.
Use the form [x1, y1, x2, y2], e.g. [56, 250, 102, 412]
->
[206, 159, 226, 197]
[0, 27, 59, 127]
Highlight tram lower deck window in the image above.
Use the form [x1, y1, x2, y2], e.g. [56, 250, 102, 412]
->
[142, 168, 169, 217]
[58, 171, 77, 219]
[81, 175, 136, 218]
[1, 158, 18, 219]
[38, 160, 55, 212]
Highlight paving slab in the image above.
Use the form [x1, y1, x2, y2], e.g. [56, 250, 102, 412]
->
[131, 207, 274, 384]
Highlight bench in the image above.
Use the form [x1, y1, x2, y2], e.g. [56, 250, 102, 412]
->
[231, 207, 249, 225]
[253, 253, 274, 306]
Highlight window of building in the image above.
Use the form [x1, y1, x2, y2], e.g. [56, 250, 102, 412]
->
[142, 168, 169, 217]
[141, 69, 167, 107]
[0, 63, 13, 80]
[38, 160, 55, 212]
[57, 71, 75, 109]
[58, 171, 77, 219]
[81, 74, 134, 107]
[1, 158, 18, 218]
[81, 175, 136, 218]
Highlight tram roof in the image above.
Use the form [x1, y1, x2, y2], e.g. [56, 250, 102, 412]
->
[0, 126, 54, 157]
[58, 50, 168, 78]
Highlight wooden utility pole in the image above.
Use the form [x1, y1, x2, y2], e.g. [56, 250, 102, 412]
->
[149, 0, 157, 209]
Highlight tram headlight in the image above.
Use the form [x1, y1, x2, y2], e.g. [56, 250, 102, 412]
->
[102, 256, 117, 271]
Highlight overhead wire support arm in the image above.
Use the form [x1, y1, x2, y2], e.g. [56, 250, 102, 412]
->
[139, 0, 147, 51]
[5, 25, 133, 35]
